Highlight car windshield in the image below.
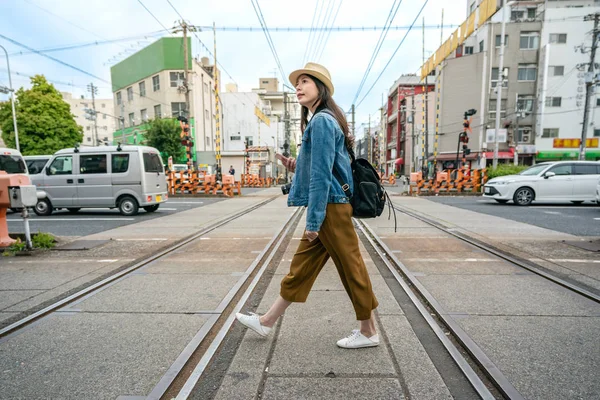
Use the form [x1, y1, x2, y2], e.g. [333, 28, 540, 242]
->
[518, 164, 549, 176]
[0, 155, 27, 174]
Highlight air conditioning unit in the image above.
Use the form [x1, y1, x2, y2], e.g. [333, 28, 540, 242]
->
[522, 134, 530, 143]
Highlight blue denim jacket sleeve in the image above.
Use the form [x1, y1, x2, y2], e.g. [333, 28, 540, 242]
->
[306, 115, 336, 232]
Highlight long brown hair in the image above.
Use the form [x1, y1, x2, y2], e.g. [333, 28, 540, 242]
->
[299, 75, 355, 154]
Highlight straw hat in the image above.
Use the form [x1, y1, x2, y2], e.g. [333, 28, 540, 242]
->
[289, 62, 334, 95]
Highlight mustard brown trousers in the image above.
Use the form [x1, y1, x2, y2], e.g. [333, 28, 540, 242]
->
[280, 203, 379, 320]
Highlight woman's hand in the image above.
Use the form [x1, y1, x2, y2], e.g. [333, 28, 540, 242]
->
[305, 230, 319, 242]
[276, 154, 296, 173]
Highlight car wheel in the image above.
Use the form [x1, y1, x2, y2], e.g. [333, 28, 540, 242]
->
[118, 196, 139, 216]
[495, 199, 509, 204]
[571, 201, 584, 205]
[67, 208, 81, 213]
[513, 187, 534, 206]
[143, 204, 160, 213]
[34, 199, 53, 216]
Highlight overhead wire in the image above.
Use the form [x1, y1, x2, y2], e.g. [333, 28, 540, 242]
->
[250, 0, 287, 82]
[356, 0, 429, 109]
[353, 0, 402, 106]
[309, 0, 336, 62]
[315, 0, 344, 63]
[302, 0, 321, 65]
[136, 0, 173, 35]
[304, 0, 327, 64]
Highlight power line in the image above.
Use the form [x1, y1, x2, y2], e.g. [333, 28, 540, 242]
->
[196, 24, 457, 32]
[302, 0, 321, 64]
[250, 0, 287, 83]
[309, 0, 336, 62]
[356, 0, 429, 109]
[304, 0, 326, 64]
[353, 0, 403, 106]
[315, 0, 344, 63]
[136, 0, 173, 34]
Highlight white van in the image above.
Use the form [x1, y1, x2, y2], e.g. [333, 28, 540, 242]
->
[24, 155, 51, 175]
[31, 145, 168, 216]
[0, 148, 28, 175]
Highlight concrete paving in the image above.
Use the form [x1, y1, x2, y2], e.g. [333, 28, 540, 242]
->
[363, 196, 600, 399]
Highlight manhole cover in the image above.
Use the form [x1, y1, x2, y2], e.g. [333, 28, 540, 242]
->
[561, 239, 600, 252]
[55, 240, 110, 251]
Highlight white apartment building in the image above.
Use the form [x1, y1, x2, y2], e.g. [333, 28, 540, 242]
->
[61, 92, 115, 146]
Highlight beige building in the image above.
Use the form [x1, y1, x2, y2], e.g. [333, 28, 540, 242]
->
[61, 92, 116, 146]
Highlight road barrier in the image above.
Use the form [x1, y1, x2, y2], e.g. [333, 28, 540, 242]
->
[409, 169, 488, 195]
[167, 171, 242, 197]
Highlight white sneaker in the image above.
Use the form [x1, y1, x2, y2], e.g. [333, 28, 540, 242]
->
[235, 312, 272, 337]
[336, 329, 380, 349]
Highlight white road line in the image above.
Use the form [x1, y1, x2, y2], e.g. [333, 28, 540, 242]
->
[548, 259, 600, 263]
[158, 208, 178, 211]
[543, 211, 561, 215]
[114, 238, 168, 241]
[165, 201, 204, 204]
[7, 218, 135, 222]
[594, 218, 600, 221]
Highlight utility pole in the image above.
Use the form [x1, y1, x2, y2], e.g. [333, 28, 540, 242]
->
[0, 45, 19, 152]
[283, 91, 290, 183]
[580, 13, 600, 160]
[181, 21, 191, 117]
[423, 18, 429, 174]
[87, 83, 99, 146]
[493, 0, 507, 169]
[214, 22, 222, 179]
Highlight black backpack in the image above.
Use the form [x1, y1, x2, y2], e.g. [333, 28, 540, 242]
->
[319, 109, 397, 230]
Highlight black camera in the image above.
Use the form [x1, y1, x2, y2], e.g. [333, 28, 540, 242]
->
[281, 183, 292, 195]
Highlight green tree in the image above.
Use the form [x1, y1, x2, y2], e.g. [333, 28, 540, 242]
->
[290, 142, 297, 158]
[0, 75, 83, 154]
[144, 118, 185, 162]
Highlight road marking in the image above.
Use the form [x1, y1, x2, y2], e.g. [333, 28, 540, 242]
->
[165, 201, 204, 204]
[543, 211, 561, 215]
[548, 259, 600, 263]
[7, 218, 135, 222]
[98, 259, 119, 262]
[594, 218, 600, 221]
[114, 238, 168, 241]
[158, 208, 178, 211]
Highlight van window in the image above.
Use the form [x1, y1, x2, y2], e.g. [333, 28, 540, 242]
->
[26, 159, 49, 174]
[0, 155, 27, 174]
[112, 154, 130, 173]
[548, 164, 572, 176]
[80, 155, 107, 174]
[573, 164, 599, 175]
[143, 153, 164, 173]
[48, 156, 73, 175]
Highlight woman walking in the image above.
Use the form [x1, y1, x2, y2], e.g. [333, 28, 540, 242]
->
[236, 63, 379, 349]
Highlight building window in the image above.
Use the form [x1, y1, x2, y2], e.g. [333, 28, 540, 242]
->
[141, 108, 148, 122]
[101, 103, 106, 108]
[86, 126, 90, 131]
[488, 99, 507, 122]
[594, 129, 600, 137]
[518, 64, 537, 81]
[152, 75, 160, 91]
[204, 82, 208, 93]
[170, 71, 185, 88]
[464, 46, 474, 55]
[545, 97, 562, 107]
[597, 98, 600, 107]
[542, 128, 559, 138]
[171, 102, 187, 117]
[491, 67, 509, 88]
[549, 33, 567, 44]
[154, 104, 161, 118]
[128, 113, 135, 126]
[549, 66, 564, 76]
[527, 8, 536, 19]
[495, 35, 508, 47]
[87, 137, 92, 142]
[139, 81, 146, 97]
[116, 91, 122, 105]
[205, 109, 209, 120]
[517, 95, 534, 113]
[230, 136, 241, 141]
[511, 10, 525, 21]
[245, 136, 253, 146]
[103, 126, 107, 131]
[479, 40, 484, 52]
[520, 32, 540, 50]
[127, 87, 133, 102]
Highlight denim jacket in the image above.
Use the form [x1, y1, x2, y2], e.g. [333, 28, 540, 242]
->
[287, 109, 354, 232]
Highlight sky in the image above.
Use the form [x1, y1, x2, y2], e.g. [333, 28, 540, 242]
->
[0, 0, 467, 137]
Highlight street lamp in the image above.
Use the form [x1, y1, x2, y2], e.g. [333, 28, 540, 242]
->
[0, 45, 20, 152]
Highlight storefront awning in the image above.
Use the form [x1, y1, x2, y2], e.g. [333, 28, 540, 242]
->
[395, 158, 404, 166]
[536, 150, 600, 160]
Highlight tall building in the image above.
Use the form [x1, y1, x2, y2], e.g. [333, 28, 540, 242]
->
[109, 37, 218, 167]
[61, 92, 115, 146]
[385, 75, 434, 175]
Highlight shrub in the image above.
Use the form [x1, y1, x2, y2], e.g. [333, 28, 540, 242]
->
[33, 232, 56, 249]
[487, 164, 529, 180]
[2, 239, 26, 256]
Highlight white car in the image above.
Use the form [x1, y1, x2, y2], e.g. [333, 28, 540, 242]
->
[596, 177, 600, 204]
[483, 161, 600, 206]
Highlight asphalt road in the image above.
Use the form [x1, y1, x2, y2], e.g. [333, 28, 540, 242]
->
[6, 198, 224, 237]
[425, 196, 600, 237]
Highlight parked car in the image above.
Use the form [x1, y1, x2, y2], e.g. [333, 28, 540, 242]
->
[0, 147, 28, 174]
[483, 161, 600, 206]
[596, 176, 600, 205]
[31, 145, 168, 216]
[24, 155, 51, 175]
